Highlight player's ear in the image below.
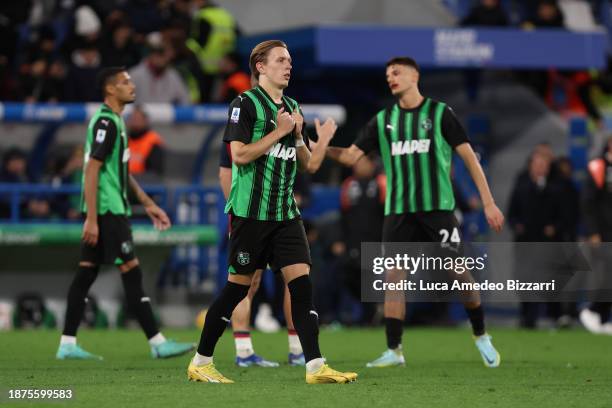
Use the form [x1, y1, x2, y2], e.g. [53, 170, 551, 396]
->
[256, 61, 265, 76]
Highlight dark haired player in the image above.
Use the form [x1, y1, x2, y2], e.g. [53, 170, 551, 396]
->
[56, 67, 194, 360]
[327, 57, 505, 368]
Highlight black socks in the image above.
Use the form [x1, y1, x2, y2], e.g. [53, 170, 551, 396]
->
[385, 318, 403, 350]
[288, 275, 322, 363]
[121, 266, 159, 339]
[63, 265, 99, 336]
[197, 281, 250, 356]
[465, 304, 486, 336]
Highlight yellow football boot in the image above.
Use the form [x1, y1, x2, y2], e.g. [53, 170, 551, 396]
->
[187, 362, 234, 384]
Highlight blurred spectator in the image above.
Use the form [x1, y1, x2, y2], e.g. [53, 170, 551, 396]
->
[127, 106, 165, 176]
[337, 155, 385, 325]
[554, 157, 580, 242]
[129, 32, 190, 104]
[161, 19, 207, 103]
[187, 0, 238, 102]
[217, 52, 251, 103]
[99, 18, 142, 68]
[0, 148, 29, 184]
[508, 150, 563, 328]
[580, 137, 612, 334]
[0, 148, 50, 219]
[17, 25, 65, 102]
[546, 70, 599, 122]
[121, 0, 170, 36]
[460, 0, 509, 27]
[523, 0, 565, 29]
[61, 5, 102, 61]
[49, 145, 83, 220]
[63, 38, 102, 102]
[0, 2, 32, 99]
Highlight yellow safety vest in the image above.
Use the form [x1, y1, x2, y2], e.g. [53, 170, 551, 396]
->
[188, 7, 237, 74]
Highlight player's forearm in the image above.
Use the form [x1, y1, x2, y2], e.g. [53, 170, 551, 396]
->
[84, 160, 100, 220]
[326, 146, 361, 167]
[306, 137, 331, 174]
[232, 129, 285, 165]
[457, 144, 495, 206]
[129, 175, 155, 207]
[296, 139, 311, 172]
[219, 167, 232, 200]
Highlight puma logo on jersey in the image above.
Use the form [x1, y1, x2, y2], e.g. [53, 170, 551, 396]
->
[101, 119, 109, 126]
[391, 139, 431, 155]
[267, 143, 296, 161]
[270, 119, 276, 127]
[386, 124, 395, 131]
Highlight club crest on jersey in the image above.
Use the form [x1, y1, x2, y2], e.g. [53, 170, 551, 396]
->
[230, 107, 240, 123]
[121, 241, 133, 254]
[266, 143, 296, 161]
[237, 251, 250, 266]
[421, 118, 432, 131]
[391, 139, 431, 155]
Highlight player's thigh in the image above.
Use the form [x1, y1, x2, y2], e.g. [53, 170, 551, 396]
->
[418, 210, 462, 244]
[269, 218, 311, 283]
[102, 214, 136, 265]
[382, 213, 422, 242]
[227, 215, 273, 275]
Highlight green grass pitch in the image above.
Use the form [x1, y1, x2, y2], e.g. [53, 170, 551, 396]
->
[1, 328, 611, 407]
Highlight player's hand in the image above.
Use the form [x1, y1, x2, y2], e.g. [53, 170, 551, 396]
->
[484, 202, 504, 233]
[315, 118, 337, 144]
[145, 204, 171, 231]
[82, 217, 99, 246]
[276, 107, 295, 135]
[292, 110, 304, 136]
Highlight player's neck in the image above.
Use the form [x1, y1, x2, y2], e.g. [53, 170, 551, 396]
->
[258, 80, 283, 103]
[104, 98, 125, 115]
[397, 91, 424, 110]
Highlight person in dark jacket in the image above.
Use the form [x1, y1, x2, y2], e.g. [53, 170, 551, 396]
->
[460, 0, 509, 27]
[508, 150, 563, 328]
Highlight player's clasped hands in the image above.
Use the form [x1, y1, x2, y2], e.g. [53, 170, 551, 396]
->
[291, 110, 304, 136]
[276, 107, 296, 135]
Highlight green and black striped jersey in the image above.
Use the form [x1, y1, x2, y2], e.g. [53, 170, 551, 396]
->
[223, 86, 307, 221]
[354, 98, 469, 215]
[80, 104, 131, 216]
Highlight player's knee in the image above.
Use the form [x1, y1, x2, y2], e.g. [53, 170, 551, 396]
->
[282, 263, 310, 284]
[287, 274, 313, 304]
[228, 272, 253, 286]
[71, 264, 99, 291]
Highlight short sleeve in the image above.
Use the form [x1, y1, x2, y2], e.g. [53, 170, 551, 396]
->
[219, 142, 232, 168]
[223, 95, 255, 144]
[90, 117, 118, 162]
[354, 115, 379, 154]
[441, 106, 470, 148]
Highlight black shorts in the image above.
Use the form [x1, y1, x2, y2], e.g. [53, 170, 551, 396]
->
[81, 213, 136, 265]
[382, 211, 462, 243]
[227, 214, 311, 275]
